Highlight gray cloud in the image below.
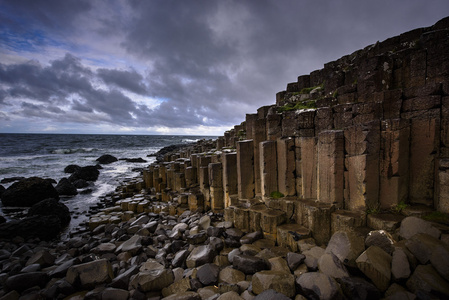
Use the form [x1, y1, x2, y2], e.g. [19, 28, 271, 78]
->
[1, 0, 449, 134]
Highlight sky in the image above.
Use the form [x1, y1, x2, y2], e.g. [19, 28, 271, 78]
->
[0, 1, 448, 136]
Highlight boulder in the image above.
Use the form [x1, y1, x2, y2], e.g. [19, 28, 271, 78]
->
[185, 245, 216, 268]
[162, 277, 192, 298]
[96, 154, 118, 164]
[197, 263, 220, 286]
[296, 272, 343, 300]
[218, 267, 245, 284]
[55, 177, 78, 196]
[26, 250, 55, 267]
[5, 272, 49, 292]
[162, 291, 201, 300]
[69, 166, 100, 182]
[101, 287, 129, 300]
[326, 231, 365, 268]
[303, 246, 326, 270]
[217, 291, 244, 300]
[406, 264, 449, 296]
[64, 164, 81, 173]
[365, 230, 395, 255]
[66, 259, 114, 289]
[253, 289, 291, 300]
[356, 246, 392, 291]
[0, 215, 62, 240]
[1, 177, 59, 206]
[430, 244, 449, 279]
[233, 254, 269, 274]
[172, 249, 190, 268]
[399, 216, 440, 240]
[115, 235, 142, 255]
[251, 270, 295, 298]
[0, 184, 5, 197]
[72, 179, 89, 188]
[317, 252, 349, 279]
[337, 276, 381, 300]
[286, 252, 305, 271]
[391, 248, 411, 281]
[0, 215, 6, 224]
[240, 230, 264, 244]
[28, 198, 71, 227]
[130, 269, 174, 292]
[108, 265, 139, 289]
[405, 233, 445, 264]
[268, 257, 291, 273]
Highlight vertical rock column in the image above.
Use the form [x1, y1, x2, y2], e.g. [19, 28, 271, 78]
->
[222, 152, 238, 207]
[237, 140, 255, 200]
[317, 130, 345, 208]
[260, 140, 278, 201]
[143, 167, 153, 190]
[253, 119, 267, 197]
[267, 108, 282, 141]
[409, 115, 440, 206]
[438, 159, 449, 213]
[245, 114, 257, 141]
[277, 137, 296, 197]
[344, 121, 380, 211]
[152, 166, 161, 193]
[379, 119, 410, 209]
[209, 162, 224, 212]
[295, 137, 302, 196]
[299, 137, 318, 199]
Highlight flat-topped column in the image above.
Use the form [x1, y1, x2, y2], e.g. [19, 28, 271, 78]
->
[253, 119, 267, 197]
[260, 140, 278, 201]
[237, 140, 255, 199]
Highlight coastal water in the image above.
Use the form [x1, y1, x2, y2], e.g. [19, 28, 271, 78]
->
[0, 133, 216, 237]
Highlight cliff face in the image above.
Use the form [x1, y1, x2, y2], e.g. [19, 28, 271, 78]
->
[218, 16, 449, 215]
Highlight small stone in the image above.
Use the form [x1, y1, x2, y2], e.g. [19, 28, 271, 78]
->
[317, 252, 349, 279]
[26, 249, 55, 267]
[365, 230, 395, 255]
[172, 249, 190, 268]
[101, 287, 129, 300]
[130, 269, 174, 292]
[268, 257, 290, 273]
[162, 277, 192, 298]
[253, 289, 291, 300]
[233, 254, 269, 274]
[325, 231, 365, 268]
[115, 235, 142, 255]
[227, 248, 242, 264]
[286, 252, 305, 271]
[196, 263, 220, 286]
[198, 215, 211, 230]
[186, 245, 216, 268]
[217, 291, 244, 300]
[391, 248, 411, 281]
[66, 259, 114, 289]
[303, 246, 325, 271]
[219, 266, 245, 284]
[240, 231, 264, 244]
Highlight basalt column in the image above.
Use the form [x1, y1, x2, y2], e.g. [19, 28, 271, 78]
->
[223, 152, 238, 207]
[277, 137, 296, 197]
[253, 119, 267, 197]
[344, 121, 380, 211]
[260, 140, 278, 201]
[209, 162, 224, 211]
[237, 140, 255, 199]
[299, 137, 318, 199]
[379, 119, 410, 209]
[317, 130, 345, 208]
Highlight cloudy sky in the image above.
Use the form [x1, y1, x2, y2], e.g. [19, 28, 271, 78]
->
[0, 1, 448, 136]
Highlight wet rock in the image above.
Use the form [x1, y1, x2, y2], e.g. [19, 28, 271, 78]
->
[27, 198, 71, 227]
[406, 264, 449, 296]
[122, 157, 147, 163]
[296, 272, 343, 300]
[186, 245, 216, 268]
[317, 252, 349, 279]
[337, 276, 381, 300]
[72, 179, 89, 188]
[66, 258, 114, 289]
[233, 254, 269, 275]
[252, 270, 295, 298]
[208, 236, 224, 253]
[96, 154, 118, 164]
[130, 269, 174, 292]
[5, 272, 49, 292]
[49, 258, 80, 278]
[1, 177, 59, 207]
[68, 166, 100, 182]
[64, 164, 81, 173]
[55, 177, 78, 196]
[172, 249, 190, 268]
[356, 245, 392, 291]
[399, 216, 440, 240]
[197, 263, 220, 285]
[365, 230, 395, 255]
[0, 215, 62, 241]
[0, 185, 5, 198]
[198, 215, 211, 230]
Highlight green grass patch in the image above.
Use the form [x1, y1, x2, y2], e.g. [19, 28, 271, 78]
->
[423, 211, 449, 224]
[390, 201, 408, 214]
[277, 100, 317, 113]
[270, 191, 285, 199]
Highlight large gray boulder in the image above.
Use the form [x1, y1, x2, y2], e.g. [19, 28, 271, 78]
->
[296, 272, 343, 300]
[55, 177, 78, 196]
[356, 246, 392, 292]
[1, 177, 59, 206]
[130, 269, 174, 292]
[399, 216, 440, 240]
[66, 259, 114, 289]
[27, 198, 71, 227]
[252, 270, 295, 298]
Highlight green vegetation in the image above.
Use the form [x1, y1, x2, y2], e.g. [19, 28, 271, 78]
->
[237, 129, 246, 140]
[423, 211, 449, 224]
[391, 201, 408, 214]
[366, 204, 381, 215]
[270, 191, 285, 199]
[299, 83, 324, 95]
[277, 100, 317, 113]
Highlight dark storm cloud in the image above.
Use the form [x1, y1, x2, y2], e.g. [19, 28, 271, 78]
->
[1, 0, 449, 133]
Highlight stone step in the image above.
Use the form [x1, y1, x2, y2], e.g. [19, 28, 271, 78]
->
[366, 213, 404, 233]
[276, 223, 311, 252]
[331, 210, 366, 234]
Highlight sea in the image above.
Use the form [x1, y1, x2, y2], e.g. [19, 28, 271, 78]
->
[0, 133, 216, 237]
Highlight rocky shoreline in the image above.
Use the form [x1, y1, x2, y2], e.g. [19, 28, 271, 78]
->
[0, 142, 447, 300]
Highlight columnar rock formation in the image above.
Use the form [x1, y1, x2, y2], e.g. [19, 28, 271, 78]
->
[141, 17, 449, 247]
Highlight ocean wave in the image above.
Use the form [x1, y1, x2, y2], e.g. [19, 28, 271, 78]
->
[50, 148, 96, 154]
[182, 138, 200, 143]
